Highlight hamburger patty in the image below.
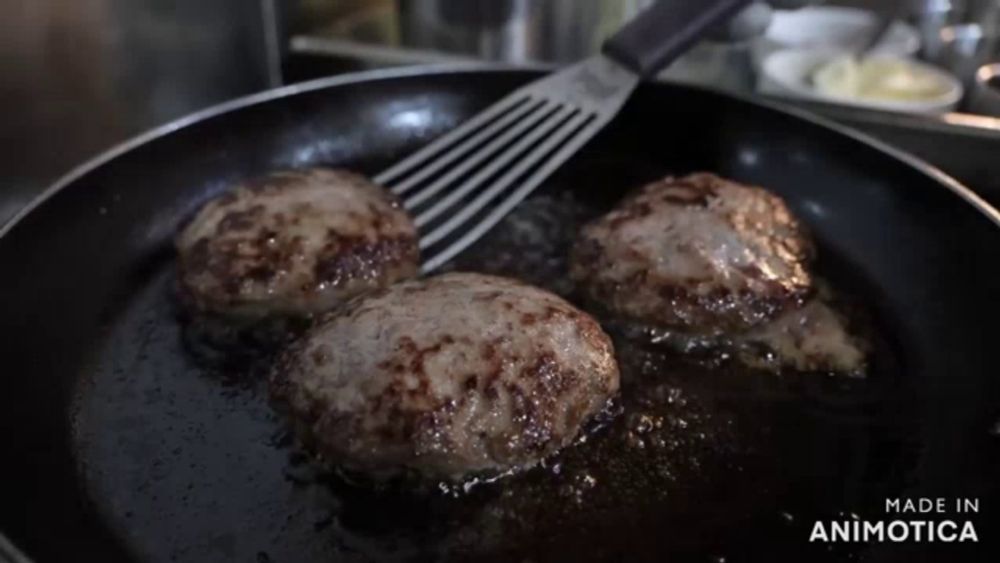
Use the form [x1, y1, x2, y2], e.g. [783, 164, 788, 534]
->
[571, 173, 814, 334]
[176, 168, 419, 320]
[270, 273, 620, 481]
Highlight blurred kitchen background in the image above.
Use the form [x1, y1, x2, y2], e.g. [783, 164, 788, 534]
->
[5, 0, 1000, 226]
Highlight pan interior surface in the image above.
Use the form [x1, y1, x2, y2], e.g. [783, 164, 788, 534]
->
[1, 69, 999, 563]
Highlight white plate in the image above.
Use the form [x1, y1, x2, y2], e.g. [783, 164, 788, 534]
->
[758, 49, 963, 114]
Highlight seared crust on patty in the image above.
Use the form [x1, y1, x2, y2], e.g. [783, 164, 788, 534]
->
[571, 173, 814, 333]
[270, 273, 620, 481]
[176, 168, 419, 320]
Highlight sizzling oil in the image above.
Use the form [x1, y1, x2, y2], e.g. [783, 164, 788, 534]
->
[73, 191, 917, 563]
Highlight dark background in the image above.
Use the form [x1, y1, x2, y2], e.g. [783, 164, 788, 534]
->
[2, 0, 999, 226]
[0, 0, 278, 224]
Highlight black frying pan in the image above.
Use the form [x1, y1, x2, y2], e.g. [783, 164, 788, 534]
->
[2, 66, 1000, 563]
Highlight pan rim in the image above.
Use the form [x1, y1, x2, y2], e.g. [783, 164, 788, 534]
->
[2, 62, 999, 242]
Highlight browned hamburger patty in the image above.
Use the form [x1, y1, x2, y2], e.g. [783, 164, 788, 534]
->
[176, 168, 419, 320]
[570, 173, 815, 334]
[270, 273, 620, 481]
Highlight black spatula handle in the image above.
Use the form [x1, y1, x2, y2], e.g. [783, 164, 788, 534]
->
[602, 0, 752, 78]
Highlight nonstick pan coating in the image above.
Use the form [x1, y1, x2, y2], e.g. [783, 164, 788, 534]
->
[1, 66, 999, 562]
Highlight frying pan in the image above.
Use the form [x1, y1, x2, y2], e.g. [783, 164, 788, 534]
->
[2, 65, 1000, 563]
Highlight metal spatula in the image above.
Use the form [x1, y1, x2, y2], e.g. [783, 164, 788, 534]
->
[374, 0, 750, 273]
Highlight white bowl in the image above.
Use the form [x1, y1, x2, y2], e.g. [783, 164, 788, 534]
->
[763, 6, 921, 56]
[759, 49, 963, 114]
